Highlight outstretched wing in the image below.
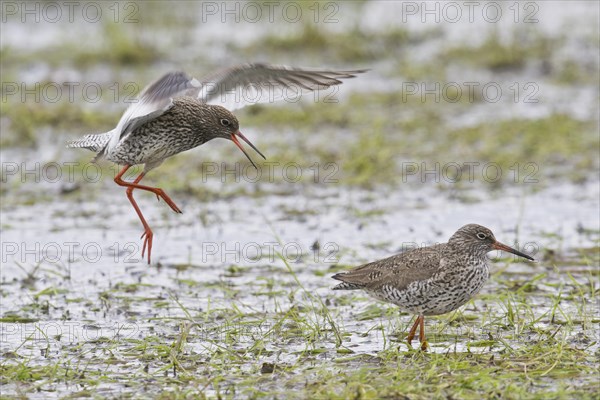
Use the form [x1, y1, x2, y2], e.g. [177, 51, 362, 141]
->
[192, 63, 367, 111]
[105, 65, 365, 152]
[115, 71, 201, 140]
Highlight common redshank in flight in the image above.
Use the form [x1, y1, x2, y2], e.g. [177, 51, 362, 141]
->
[68, 63, 366, 263]
[332, 224, 535, 350]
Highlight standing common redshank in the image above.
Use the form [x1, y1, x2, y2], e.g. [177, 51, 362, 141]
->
[332, 224, 534, 350]
[68, 63, 366, 263]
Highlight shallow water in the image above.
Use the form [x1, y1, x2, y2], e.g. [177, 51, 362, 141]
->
[1, 175, 598, 396]
[1, 1, 599, 397]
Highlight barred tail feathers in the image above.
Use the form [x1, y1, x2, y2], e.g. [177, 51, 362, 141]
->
[66, 131, 113, 153]
[332, 281, 365, 291]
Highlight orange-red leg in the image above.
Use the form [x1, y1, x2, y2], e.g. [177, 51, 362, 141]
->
[114, 165, 182, 214]
[406, 315, 428, 351]
[114, 165, 182, 264]
[406, 315, 421, 344]
[419, 315, 428, 351]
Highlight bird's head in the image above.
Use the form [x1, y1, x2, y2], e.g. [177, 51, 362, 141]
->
[208, 106, 265, 169]
[449, 224, 534, 261]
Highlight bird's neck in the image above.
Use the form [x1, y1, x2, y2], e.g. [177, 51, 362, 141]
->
[444, 242, 489, 267]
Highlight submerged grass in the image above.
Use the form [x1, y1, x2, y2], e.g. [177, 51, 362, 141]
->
[72, 23, 161, 67]
[236, 93, 598, 188]
[2, 22, 159, 69]
[2, 5, 599, 398]
[237, 22, 437, 63]
[3, 20, 597, 192]
[443, 29, 558, 71]
[1, 100, 118, 148]
[1, 244, 597, 398]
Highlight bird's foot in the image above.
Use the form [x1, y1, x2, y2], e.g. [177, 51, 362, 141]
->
[153, 189, 182, 214]
[140, 229, 153, 264]
[406, 339, 428, 352]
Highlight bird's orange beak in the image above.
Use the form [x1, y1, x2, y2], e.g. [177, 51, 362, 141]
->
[230, 131, 266, 169]
[492, 241, 535, 261]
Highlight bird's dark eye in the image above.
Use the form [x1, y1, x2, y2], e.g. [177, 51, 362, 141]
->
[476, 232, 487, 240]
[220, 119, 231, 127]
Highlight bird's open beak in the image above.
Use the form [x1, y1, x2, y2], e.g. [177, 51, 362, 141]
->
[230, 131, 266, 169]
[492, 241, 535, 261]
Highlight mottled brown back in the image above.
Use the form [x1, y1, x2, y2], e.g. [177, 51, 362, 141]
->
[332, 244, 446, 292]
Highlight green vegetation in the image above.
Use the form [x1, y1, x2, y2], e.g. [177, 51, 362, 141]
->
[1, 100, 117, 147]
[240, 24, 423, 63]
[443, 30, 558, 71]
[2, 23, 159, 69]
[235, 93, 598, 188]
[2, 15, 597, 190]
[1, 4, 598, 399]
[233, 0, 442, 63]
[444, 115, 597, 182]
[72, 23, 160, 67]
[1, 246, 597, 398]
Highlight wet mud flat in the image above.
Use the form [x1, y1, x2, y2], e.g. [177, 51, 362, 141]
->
[1, 1, 599, 398]
[1, 175, 598, 398]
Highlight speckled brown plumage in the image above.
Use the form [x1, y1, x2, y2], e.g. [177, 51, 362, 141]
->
[332, 224, 534, 350]
[68, 64, 366, 264]
[106, 98, 238, 170]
